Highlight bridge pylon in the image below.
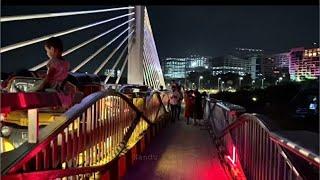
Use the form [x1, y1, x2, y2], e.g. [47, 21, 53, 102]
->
[128, 6, 145, 85]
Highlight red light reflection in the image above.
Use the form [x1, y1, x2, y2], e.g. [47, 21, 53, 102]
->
[18, 93, 27, 108]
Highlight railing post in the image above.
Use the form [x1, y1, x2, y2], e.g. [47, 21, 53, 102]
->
[28, 108, 39, 143]
[128, 6, 145, 85]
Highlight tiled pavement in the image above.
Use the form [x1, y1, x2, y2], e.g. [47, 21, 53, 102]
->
[124, 119, 230, 180]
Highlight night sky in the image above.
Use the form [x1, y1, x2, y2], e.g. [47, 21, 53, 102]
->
[1, 5, 319, 73]
[148, 6, 319, 58]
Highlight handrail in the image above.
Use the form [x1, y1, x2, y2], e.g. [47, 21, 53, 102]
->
[204, 98, 319, 179]
[270, 132, 320, 168]
[2, 90, 170, 178]
[216, 113, 320, 168]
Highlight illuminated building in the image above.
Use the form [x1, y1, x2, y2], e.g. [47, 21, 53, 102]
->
[262, 53, 290, 79]
[105, 69, 115, 77]
[211, 55, 250, 76]
[163, 57, 187, 79]
[233, 48, 264, 79]
[104, 69, 121, 77]
[273, 52, 290, 68]
[162, 55, 210, 80]
[289, 47, 320, 81]
[186, 55, 209, 69]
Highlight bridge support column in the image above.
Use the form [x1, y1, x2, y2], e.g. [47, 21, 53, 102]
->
[128, 6, 145, 85]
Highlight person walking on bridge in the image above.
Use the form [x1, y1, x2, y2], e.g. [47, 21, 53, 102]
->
[193, 89, 203, 125]
[176, 85, 183, 121]
[169, 85, 181, 123]
[184, 90, 194, 125]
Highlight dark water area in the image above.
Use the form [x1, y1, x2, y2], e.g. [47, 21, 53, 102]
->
[211, 80, 319, 133]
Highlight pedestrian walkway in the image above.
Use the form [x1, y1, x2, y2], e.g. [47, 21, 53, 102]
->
[124, 119, 230, 180]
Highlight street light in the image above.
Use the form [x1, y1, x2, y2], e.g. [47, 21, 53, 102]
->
[252, 80, 255, 86]
[221, 81, 225, 91]
[199, 76, 203, 89]
[261, 78, 265, 89]
[279, 77, 283, 83]
[239, 77, 243, 89]
[218, 77, 221, 91]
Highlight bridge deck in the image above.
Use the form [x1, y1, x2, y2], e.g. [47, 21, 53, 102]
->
[124, 119, 230, 180]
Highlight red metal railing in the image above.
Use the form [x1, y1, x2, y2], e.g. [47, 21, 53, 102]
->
[204, 98, 320, 180]
[1, 90, 170, 179]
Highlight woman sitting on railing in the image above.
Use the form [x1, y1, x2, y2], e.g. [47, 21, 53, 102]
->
[31, 37, 70, 92]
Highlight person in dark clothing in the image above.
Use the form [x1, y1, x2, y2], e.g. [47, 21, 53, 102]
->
[193, 89, 203, 125]
[184, 90, 194, 125]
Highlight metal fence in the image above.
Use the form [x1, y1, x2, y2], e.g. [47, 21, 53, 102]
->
[2, 90, 170, 179]
[204, 98, 320, 180]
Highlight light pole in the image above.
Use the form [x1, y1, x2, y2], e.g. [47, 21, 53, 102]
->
[252, 80, 255, 86]
[279, 77, 283, 83]
[239, 77, 243, 89]
[221, 81, 225, 91]
[218, 77, 221, 91]
[199, 76, 203, 89]
[261, 78, 265, 89]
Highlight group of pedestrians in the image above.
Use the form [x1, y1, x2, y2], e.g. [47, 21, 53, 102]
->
[183, 89, 204, 125]
[169, 81, 206, 125]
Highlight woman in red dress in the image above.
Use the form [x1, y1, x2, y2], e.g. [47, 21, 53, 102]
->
[184, 90, 194, 125]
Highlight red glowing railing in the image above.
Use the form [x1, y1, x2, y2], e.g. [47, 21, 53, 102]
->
[1, 90, 170, 179]
[204, 98, 320, 180]
[1, 92, 62, 114]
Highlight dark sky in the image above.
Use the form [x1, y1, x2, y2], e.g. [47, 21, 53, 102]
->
[147, 6, 319, 58]
[1, 6, 319, 73]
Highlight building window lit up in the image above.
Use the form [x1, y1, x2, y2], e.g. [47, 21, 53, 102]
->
[289, 47, 320, 81]
[262, 53, 290, 79]
[163, 58, 187, 79]
[105, 69, 115, 77]
[211, 55, 250, 76]
[162, 55, 210, 80]
[233, 48, 264, 79]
